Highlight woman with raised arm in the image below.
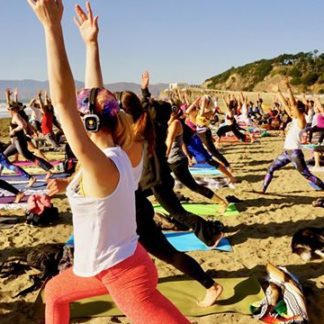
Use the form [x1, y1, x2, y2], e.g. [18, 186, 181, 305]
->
[3, 89, 53, 181]
[166, 105, 229, 210]
[215, 96, 249, 147]
[29, 1, 188, 323]
[186, 95, 233, 170]
[262, 82, 324, 192]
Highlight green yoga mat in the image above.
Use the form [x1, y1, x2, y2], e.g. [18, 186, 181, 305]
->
[34, 276, 264, 318]
[154, 202, 239, 217]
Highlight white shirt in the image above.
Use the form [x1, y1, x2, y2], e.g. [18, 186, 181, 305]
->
[66, 146, 138, 277]
[284, 119, 304, 150]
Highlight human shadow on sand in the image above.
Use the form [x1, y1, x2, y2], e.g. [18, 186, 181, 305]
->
[226, 216, 324, 246]
[234, 192, 319, 213]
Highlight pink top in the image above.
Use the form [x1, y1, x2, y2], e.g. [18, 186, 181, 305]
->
[317, 113, 324, 128]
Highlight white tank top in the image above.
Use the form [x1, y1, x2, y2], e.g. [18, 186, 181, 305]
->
[284, 119, 304, 150]
[66, 146, 138, 277]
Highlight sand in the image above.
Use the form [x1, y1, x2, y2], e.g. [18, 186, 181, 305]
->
[0, 118, 323, 324]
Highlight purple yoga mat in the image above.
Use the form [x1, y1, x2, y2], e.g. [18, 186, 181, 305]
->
[0, 195, 29, 204]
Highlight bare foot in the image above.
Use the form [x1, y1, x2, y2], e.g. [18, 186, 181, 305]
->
[198, 283, 223, 307]
[218, 202, 228, 214]
[14, 192, 25, 203]
[27, 177, 36, 188]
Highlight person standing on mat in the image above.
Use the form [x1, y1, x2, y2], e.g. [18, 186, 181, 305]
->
[186, 95, 233, 169]
[4, 91, 54, 179]
[48, 88, 224, 308]
[166, 104, 228, 209]
[263, 81, 324, 192]
[140, 75, 226, 247]
[30, 1, 189, 323]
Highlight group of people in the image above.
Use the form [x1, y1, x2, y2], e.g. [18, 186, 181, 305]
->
[0, 1, 322, 323]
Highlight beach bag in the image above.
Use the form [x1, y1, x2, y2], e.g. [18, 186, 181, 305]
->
[250, 263, 308, 323]
[25, 194, 59, 226]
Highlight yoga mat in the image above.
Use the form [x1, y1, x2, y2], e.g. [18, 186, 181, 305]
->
[154, 203, 240, 217]
[34, 276, 264, 318]
[0, 195, 29, 204]
[0, 187, 47, 197]
[164, 231, 232, 252]
[14, 160, 61, 167]
[174, 177, 231, 191]
[189, 166, 222, 176]
[0, 202, 27, 210]
[301, 143, 324, 150]
[0, 172, 70, 184]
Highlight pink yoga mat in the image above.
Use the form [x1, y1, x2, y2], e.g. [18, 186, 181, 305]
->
[14, 160, 61, 167]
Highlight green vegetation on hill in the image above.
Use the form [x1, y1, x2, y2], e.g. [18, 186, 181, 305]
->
[205, 51, 324, 93]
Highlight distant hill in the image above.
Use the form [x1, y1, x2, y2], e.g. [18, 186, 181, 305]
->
[204, 51, 324, 93]
[0, 80, 168, 101]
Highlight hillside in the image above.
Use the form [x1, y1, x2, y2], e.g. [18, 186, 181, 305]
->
[204, 51, 324, 93]
[0, 80, 168, 100]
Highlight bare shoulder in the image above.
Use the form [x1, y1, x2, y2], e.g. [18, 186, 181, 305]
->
[125, 141, 143, 168]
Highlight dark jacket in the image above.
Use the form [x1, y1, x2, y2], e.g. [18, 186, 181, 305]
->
[139, 87, 173, 192]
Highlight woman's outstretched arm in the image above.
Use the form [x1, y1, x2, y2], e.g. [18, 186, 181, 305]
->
[28, 0, 117, 195]
[74, 2, 103, 88]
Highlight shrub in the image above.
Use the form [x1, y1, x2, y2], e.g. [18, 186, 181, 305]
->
[302, 72, 319, 86]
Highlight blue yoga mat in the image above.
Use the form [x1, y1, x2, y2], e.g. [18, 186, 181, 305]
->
[66, 232, 232, 252]
[189, 163, 222, 176]
[164, 231, 232, 252]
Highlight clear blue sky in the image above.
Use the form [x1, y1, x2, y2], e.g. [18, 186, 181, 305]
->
[0, 0, 323, 84]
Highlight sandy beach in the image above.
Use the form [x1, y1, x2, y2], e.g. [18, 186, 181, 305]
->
[0, 118, 323, 324]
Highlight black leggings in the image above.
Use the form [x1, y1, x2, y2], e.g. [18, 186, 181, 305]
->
[152, 172, 223, 246]
[169, 158, 214, 199]
[217, 124, 246, 142]
[135, 190, 215, 289]
[197, 128, 230, 168]
[0, 179, 19, 195]
[306, 126, 324, 143]
[4, 133, 52, 172]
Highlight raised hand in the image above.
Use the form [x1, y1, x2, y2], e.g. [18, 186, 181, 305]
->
[74, 2, 99, 44]
[141, 71, 150, 89]
[27, 0, 63, 28]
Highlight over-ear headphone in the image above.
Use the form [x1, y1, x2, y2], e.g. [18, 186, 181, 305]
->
[82, 88, 101, 132]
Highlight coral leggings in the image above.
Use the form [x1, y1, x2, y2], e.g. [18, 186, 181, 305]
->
[45, 243, 189, 324]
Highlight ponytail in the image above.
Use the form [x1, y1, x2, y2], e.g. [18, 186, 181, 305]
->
[112, 110, 134, 151]
[133, 111, 155, 154]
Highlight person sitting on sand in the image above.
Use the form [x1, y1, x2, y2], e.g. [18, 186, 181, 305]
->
[262, 81, 324, 192]
[29, 1, 189, 323]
